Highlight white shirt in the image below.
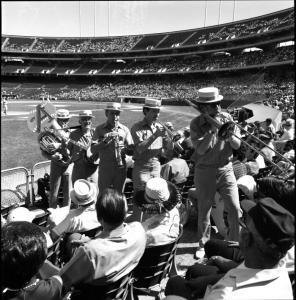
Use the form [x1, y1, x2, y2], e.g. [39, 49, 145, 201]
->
[60, 222, 146, 288]
[141, 207, 180, 246]
[52, 204, 100, 236]
[204, 262, 293, 300]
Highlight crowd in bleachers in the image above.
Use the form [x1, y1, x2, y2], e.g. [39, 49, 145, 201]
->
[52, 74, 294, 110]
[191, 10, 293, 44]
[2, 9, 293, 53]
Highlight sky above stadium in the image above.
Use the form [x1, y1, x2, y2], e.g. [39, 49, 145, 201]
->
[2, 1, 294, 37]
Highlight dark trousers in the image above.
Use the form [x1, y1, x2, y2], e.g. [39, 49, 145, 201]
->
[165, 239, 244, 299]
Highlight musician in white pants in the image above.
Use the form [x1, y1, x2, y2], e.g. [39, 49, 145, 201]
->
[91, 103, 134, 194]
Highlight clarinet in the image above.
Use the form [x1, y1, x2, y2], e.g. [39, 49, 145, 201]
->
[113, 123, 124, 167]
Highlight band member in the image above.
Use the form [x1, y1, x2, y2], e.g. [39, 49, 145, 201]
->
[131, 98, 174, 192]
[190, 87, 242, 259]
[91, 102, 134, 193]
[68, 110, 98, 185]
[39, 109, 72, 208]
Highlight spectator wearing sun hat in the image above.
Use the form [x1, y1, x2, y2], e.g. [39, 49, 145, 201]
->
[133, 177, 181, 246]
[68, 110, 98, 185]
[50, 179, 100, 242]
[190, 87, 242, 259]
[91, 102, 134, 194]
[274, 118, 295, 152]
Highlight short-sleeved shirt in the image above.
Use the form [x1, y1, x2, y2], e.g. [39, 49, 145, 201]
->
[2, 276, 63, 300]
[160, 158, 190, 184]
[68, 128, 94, 162]
[141, 207, 180, 246]
[131, 119, 164, 164]
[52, 204, 100, 236]
[60, 222, 146, 288]
[190, 112, 238, 168]
[92, 122, 133, 167]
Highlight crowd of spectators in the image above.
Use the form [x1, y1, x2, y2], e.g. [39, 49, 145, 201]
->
[2, 9, 293, 53]
[192, 10, 293, 44]
[118, 46, 293, 73]
[52, 74, 294, 109]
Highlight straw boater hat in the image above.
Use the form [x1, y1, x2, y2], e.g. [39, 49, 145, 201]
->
[195, 87, 223, 104]
[70, 179, 97, 206]
[7, 207, 35, 223]
[143, 98, 162, 109]
[105, 102, 122, 112]
[56, 109, 71, 119]
[134, 178, 181, 214]
[79, 110, 94, 118]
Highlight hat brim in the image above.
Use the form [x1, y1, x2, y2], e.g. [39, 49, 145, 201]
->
[79, 115, 95, 118]
[143, 105, 162, 110]
[195, 95, 223, 103]
[105, 108, 123, 112]
[70, 184, 97, 205]
[134, 181, 181, 213]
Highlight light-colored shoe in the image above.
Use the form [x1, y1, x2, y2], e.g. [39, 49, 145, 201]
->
[194, 246, 205, 260]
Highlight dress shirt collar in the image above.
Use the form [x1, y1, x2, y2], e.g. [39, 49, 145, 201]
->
[231, 262, 284, 288]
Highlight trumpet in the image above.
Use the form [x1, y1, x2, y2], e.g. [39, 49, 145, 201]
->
[158, 122, 184, 154]
[113, 122, 124, 167]
[183, 98, 293, 174]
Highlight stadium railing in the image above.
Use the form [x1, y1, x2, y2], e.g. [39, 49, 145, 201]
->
[1, 161, 53, 217]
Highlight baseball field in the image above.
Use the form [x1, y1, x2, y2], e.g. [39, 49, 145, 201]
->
[1, 100, 197, 171]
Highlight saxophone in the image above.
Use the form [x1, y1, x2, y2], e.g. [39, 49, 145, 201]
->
[114, 122, 124, 167]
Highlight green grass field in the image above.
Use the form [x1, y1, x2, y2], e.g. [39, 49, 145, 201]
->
[1, 100, 197, 171]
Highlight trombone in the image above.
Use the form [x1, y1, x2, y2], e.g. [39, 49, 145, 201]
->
[183, 98, 293, 174]
[158, 122, 184, 153]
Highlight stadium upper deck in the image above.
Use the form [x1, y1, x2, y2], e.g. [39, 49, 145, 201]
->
[1, 8, 293, 57]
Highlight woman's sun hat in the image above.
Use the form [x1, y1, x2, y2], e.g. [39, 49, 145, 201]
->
[134, 177, 181, 214]
[70, 179, 97, 206]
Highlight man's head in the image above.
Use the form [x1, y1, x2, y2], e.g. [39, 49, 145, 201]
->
[79, 110, 94, 131]
[195, 87, 223, 117]
[56, 109, 71, 128]
[105, 102, 122, 127]
[143, 98, 162, 124]
[1, 221, 47, 290]
[239, 198, 294, 265]
[96, 188, 127, 229]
